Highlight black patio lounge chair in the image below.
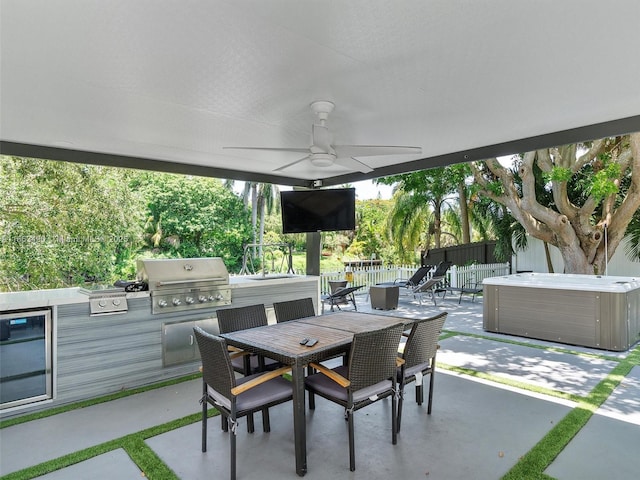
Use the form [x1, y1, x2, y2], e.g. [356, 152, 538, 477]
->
[193, 327, 292, 480]
[430, 260, 453, 279]
[305, 323, 405, 471]
[321, 285, 363, 313]
[411, 261, 453, 306]
[443, 280, 483, 304]
[390, 265, 433, 288]
[397, 312, 447, 432]
[328, 280, 348, 293]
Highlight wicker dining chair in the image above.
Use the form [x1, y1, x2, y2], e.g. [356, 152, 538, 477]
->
[193, 326, 293, 480]
[397, 312, 447, 432]
[272, 297, 316, 322]
[216, 304, 279, 375]
[304, 323, 405, 471]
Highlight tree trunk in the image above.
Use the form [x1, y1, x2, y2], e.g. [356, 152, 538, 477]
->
[471, 133, 640, 275]
[242, 182, 251, 208]
[434, 201, 442, 248]
[251, 183, 258, 257]
[258, 194, 266, 268]
[457, 182, 471, 243]
[543, 242, 554, 273]
[557, 243, 594, 274]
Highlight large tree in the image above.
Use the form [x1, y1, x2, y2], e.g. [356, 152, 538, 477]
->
[471, 133, 640, 274]
[0, 157, 144, 290]
[134, 173, 251, 272]
[346, 198, 394, 261]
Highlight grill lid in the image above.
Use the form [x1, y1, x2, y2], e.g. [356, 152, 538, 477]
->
[137, 258, 229, 290]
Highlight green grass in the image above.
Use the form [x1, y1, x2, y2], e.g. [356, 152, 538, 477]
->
[290, 251, 370, 273]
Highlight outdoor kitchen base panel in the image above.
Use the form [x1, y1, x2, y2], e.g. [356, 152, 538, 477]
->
[483, 273, 640, 351]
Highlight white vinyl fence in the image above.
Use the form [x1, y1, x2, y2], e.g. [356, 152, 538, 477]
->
[319, 262, 510, 294]
[447, 263, 510, 288]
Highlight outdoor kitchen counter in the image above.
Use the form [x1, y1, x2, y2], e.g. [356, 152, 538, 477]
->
[0, 288, 149, 311]
[228, 274, 321, 312]
[230, 274, 318, 286]
[0, 275, 317, 310]
[0, 275, 320, 417]
[0, 287, 87, 310]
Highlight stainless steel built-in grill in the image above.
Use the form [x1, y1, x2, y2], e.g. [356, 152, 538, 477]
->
[137, 258, 232, 314]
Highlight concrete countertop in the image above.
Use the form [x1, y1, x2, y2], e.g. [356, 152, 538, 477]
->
[0, 275, 319, 311]
[229, 274, 318, 288]
[0, 288, 153, 311]
[0, 287, 88, 311]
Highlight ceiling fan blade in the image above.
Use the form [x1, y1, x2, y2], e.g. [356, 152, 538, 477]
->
[311, 124, 332, 153]
[335, 156, 374, 173]
[333, 145, 422, 157]
[273, 155, 311, 172]
[224, 146, 310, 154]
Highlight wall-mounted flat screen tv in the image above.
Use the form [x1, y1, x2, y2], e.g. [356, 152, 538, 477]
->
[280, 188, 356, 233]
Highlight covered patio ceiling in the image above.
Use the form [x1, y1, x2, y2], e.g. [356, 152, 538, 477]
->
[1, 0, 640, 188]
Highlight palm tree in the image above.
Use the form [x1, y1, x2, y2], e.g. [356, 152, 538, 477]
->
[379, 166, 465, 262]
[235, 181, 279, 270]
[385, 190, 433, 263]
[256, 183, 278, 262]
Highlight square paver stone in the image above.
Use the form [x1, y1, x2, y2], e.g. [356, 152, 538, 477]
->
[545, 367, 640, 479]
[33, 449, 142, 479]
[438, 335, 618, 397]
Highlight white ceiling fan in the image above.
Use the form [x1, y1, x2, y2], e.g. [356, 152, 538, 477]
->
[224, 101, 422, 174]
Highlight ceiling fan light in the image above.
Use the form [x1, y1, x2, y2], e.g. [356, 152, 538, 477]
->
[310, 153, 335, 167]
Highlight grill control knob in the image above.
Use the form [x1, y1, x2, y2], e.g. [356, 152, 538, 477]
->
[215, 293, 224, 301]
[198, 295, 207, 303]
[98, 299, 107, 308]
[158, 299, 168, 308]
[185, 296, 195, 304]
[172, 298, 182, 306]
[112, 298, 121, 306]
[208, 295, 216, 302]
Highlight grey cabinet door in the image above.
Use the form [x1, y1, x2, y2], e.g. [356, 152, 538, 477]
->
[162, 321, 197, 366]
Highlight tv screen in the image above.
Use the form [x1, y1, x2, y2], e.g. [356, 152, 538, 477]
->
[280, 188, 356, 233]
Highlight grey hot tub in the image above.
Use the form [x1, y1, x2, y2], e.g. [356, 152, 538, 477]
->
[483, 273, 640, 351]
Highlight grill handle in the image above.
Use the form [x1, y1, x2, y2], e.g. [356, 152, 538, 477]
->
[155, 277, 226, 287]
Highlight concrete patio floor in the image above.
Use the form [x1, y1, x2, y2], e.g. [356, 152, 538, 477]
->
[1, 293, 639, 479]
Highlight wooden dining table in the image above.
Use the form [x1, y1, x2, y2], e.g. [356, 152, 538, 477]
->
[219, 311, 412, 476]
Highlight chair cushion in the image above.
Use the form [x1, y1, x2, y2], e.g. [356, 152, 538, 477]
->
[236, 375, 292, 413]
[398, 361, 432, 384]
[305, 365, 393, 404]
[207, 374, 292, 413]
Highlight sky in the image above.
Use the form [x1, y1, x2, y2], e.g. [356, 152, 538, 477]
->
[350, 180, 394, 199]
[233, 179, 394, 200]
